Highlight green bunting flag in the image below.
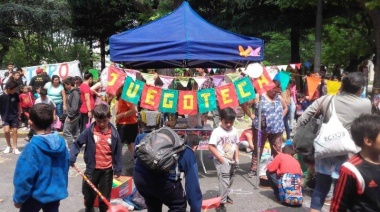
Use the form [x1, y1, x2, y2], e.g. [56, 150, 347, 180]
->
[278, 71, 291, 91]
[89, 69, 99, 82]
[233, 77, 256, 104]
[121, 76, 144, 104]
[197, 88, 217, 113]
[159, 89, 179, 113]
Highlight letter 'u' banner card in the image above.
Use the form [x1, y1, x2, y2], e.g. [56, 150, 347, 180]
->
[159, 89, 178, 113]
[197, 88, 217, 113]
[140, 85, 162, 111]
[216, 84, 239, 109]
[121, 76, 144, 105]
[252, 67, 276, 95]
[106, 66, 127, 95]
[178, 91, 198, 115]
[233, 77, 256, 104]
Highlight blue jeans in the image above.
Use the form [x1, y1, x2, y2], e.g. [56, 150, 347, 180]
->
[20, 197, 60, 212]
[283, 99, 295, 139]
[266, 171, 280, 201]
[310, 173, 333, 210]
[56, 102, 63, 117]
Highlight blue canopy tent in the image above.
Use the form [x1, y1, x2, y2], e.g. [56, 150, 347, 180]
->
[109, 1, 264, 69]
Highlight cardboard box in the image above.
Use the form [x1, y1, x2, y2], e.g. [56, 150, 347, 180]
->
[94, 176, 133, 207]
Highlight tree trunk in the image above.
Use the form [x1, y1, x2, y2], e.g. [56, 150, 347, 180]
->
[368, 9, 380, 99]
[100, 38, 106, 70]
[290, 20, 301, 63]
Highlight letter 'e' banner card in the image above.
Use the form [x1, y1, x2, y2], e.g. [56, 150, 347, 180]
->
[216, 84, 239, 109]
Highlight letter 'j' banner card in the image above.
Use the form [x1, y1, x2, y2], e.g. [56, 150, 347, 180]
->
[197, 88, 217, 113]
[252, 67, 276, 95]
[216, 84, 239, 109]
[121, 76, 144, 105]
[178, 91, 198, 115]
[140, 85, 162, 111]
[233, 77, 256, 104]
[159, 89, 178, 113]
[106, 66, 127, 95]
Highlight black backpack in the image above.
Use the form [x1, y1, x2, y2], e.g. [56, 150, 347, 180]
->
[135, 127, 186, 174]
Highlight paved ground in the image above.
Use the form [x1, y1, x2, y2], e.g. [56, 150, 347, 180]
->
[0, 118, 330, 212]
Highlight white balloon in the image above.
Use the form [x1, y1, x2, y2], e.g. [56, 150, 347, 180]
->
[242, 63, 263, 78]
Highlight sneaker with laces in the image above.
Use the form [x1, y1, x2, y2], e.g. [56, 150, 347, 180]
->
[247, 170, 257, 178]
[3, 146, 12, 153]
[13, 149, 21, 155]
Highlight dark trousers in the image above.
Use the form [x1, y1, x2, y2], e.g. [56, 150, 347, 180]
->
[79, 113, 90, 133]
[82, 168, 113, 212]
[266, 171, 280, 201]
[133, 170, 187, 212]
[20, 197, 60, 212]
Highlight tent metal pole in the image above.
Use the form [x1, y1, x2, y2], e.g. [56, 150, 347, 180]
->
[255, 96, 262, 189]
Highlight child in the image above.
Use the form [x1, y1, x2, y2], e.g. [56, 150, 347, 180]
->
[238, 128, 254, 153]
[295, 93, 308, 121]
[330, 114, 380, 211]
[19, 85, 33, 130]
[13, 103, 69, 211]
[0, 80, 21, 154]
[62, 77, 81, 147]
[208, 107, 239, 212]
[70, 103, 123, 212]
[266, 144, 303, 206]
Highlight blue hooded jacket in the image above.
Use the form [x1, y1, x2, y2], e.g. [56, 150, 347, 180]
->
[13, 132, 69, 204]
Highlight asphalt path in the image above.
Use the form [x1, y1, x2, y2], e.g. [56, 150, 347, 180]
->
[0, 137, 330, 212]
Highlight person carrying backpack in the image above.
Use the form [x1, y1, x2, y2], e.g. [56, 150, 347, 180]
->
[133, 130, 202, 212]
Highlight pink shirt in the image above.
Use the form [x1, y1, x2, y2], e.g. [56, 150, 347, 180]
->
[290, 85, 297, 104]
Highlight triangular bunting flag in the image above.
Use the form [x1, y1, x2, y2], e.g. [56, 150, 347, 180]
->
[306, 76, 321, 98]
[226, 73, 241, 82]
[327, 80, 342, 95]
[290, 64, 296, 69]
[295, 63, 301, 69]
[277, 71, 292, 91]
[125, 69, 137, 81]
[193, 76, 208, 88]
[210, 75, 224, 87]
[141, 73, 156, 85]
[277, 65, 288, 71]
[177, 77, 190, 87]
[159, 76, 174, 89]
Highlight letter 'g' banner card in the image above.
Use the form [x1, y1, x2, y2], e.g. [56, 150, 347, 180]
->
[159, 89, 178, 113]
[178, 91, 198, 115]
[140, 85, 162, 110]
[233, 77, 256, 104]
[216, 84, 239, 109]
[121, 76, 144, 105]
[197, 88, 217, 113]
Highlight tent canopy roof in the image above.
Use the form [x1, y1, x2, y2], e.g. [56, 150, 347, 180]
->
[109, 1, 264, 69]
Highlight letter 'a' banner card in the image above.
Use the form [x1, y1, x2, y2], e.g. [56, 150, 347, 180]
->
[197, 88, 217, 113]
[252, 67, 276, 95]
[159, 89, 178, 113]
[233, 77, 256, 104]
[216, 84, 239, 109]
[140, 85, 162, 111]
[178, 91, 198, 115]
[121, 76, 144, 105]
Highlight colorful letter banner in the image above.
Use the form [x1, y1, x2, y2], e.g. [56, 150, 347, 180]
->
[106, 66, 127, 95]
[178, 91, 198, 115]
[140, 85, 162, 111]
[197, 88, 217, 113]
[252, 67, 276, 95]
[159, 89, 178, 113]
[216, 84, 239, 109]
[233, 77, 256, 104]
[121, 76, 144, 105]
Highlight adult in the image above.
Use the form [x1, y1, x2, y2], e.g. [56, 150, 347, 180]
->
[29, 68, 49, 95]
[4, 62, 14, 78]
[243, 80, 288, 177]
[79, 72, 94, 133]
[44, 75, 66, 117]
[16, 67, 27, 86]
[295, 72, 371, 211]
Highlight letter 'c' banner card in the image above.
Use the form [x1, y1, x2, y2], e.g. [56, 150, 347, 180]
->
[233, 77, 256, 104]
[216, 84, 239, 109]
[159, 89, 178, 113]
[197, 88, 217, 113]
[178, 91, 198, 115]
[140, 85, 162, 111]
[121, 76, 144, 105]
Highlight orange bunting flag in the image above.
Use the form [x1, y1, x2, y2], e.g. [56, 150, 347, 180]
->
[106, 66, 127, 95]
[306, 76, 321, 98]
[252, 67, 276, 95]
[178, 91, 198, 115]
[216, 84, 239, 109]
[140, 85, 162, 110]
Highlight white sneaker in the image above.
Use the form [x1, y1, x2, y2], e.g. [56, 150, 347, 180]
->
[13, 149, 21, 155]
[3, 146, 12, 153]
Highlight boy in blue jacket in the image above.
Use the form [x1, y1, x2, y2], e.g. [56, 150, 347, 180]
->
[70, 103, 123, 212]
[13, 103, 69, 211]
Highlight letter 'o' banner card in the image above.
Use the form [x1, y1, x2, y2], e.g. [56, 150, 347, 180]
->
[140, 85, 162, 111]
[216, 84, 239, 109]
[106, 66, 127, 95]
[178, 91, 198, 115]
[252, 67, 276, 95]
[197, 88, 217, 113]
[233, 77, 256, 104]
[121, 76, 144, 105]
[159, 89, 178, 113]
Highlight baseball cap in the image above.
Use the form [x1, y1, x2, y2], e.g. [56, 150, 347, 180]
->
[36, 68, 43, 74]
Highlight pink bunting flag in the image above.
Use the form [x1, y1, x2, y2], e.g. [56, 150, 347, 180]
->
[290, 64, 296, 69]
[193, 76, 208, 88]
[296, 63, 301, 69]
[210, 75, 224, 87]
[159, 76, 175, 89]
[125, 69, 137, 81]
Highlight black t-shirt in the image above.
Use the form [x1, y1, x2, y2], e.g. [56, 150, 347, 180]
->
[0, 92, 20, 121]
[29, 75, 49, 94]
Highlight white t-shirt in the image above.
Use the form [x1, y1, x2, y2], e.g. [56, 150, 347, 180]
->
[208, 126, 239, 160]
[35, 97, 56, 108]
